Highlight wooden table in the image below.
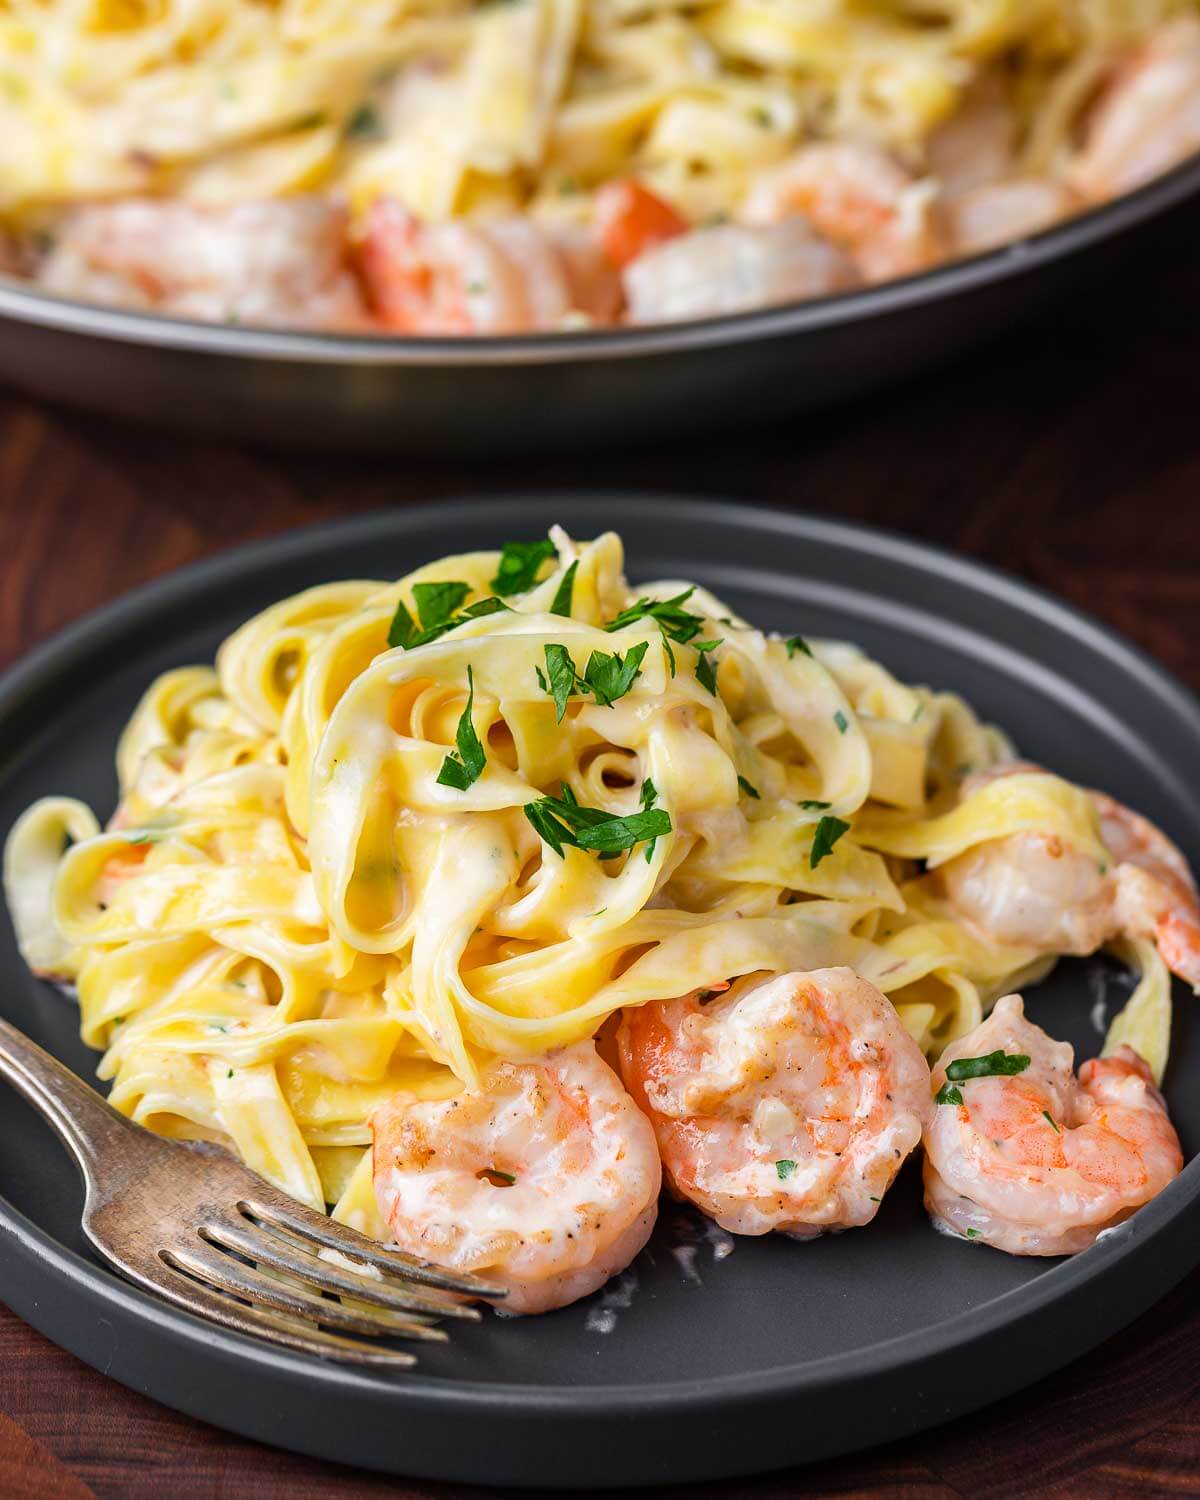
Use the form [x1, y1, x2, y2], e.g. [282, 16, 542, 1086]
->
[3, 200, 1200, 1498]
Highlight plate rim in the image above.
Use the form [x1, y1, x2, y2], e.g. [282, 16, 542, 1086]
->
[3, 493, 1200, 1424]
[0, 155, 1197, 366]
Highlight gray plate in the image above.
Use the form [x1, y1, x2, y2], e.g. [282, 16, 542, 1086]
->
[2, 496, 1200, 1489]
[0, 157, 1198, 453]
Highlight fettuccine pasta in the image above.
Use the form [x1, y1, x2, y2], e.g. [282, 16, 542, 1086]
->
[2, 528, 1178, 1235]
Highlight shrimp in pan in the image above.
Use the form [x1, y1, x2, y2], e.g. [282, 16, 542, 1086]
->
[617, 968, 932, 1237]
[924, 994, 1182, 1255]
[371, 1042, 661, 1314]
[940, 762, 1200, 989]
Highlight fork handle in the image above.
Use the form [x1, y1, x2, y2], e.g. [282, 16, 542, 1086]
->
[0, 1016, 137, 1180]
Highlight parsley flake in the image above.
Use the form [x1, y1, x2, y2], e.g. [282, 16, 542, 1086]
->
[345, 101, 383, 140]
[1042, 1110, 1060, 1133]
[737, 775, 761, 800]
[797, 799, 831, 811]
[945, 1050, 1031, 1082]
[437, 667, 486, 791]
[542, 644, 579, 722]
[524, 787, 671, 860]
[935, 1082, 964, 1106]
[810, 815, 850, 869]
[694, 639, 722, 696]
[833, 710, 850, 734]
[491, 538, 557, 596]
[550, 560, 578, 618]
[785, 636, 812, 659]
[775, 1159, 797, 1180]
[605, 588, 706, 645]
[965, 1228, 981, 1239]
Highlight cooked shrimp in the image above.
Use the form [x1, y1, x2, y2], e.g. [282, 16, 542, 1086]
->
[924, 993, 1182, 1254]
[1069, 17, 1200, 202]
[940, 761, 1200, 989]
[740, 142, 942, 282]
[371, 1041, 661, 1314]
[940, 179, 1077, 257]
[358, 198, 619, 334]
[621, 219, 857, 325]
[617, 968, 931, 1237]
[38, 199, 366, 329]
[594, 178, 688, 269]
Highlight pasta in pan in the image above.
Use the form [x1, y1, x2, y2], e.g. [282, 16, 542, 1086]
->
[0, 0, 1198, 331]
[4, 528, 1182, 1266]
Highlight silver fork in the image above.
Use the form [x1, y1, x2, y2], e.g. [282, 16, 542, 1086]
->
[0, 1016, 503, 1365]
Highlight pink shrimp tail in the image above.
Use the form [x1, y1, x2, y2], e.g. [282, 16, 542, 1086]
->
[1157, 911, 1200, 991]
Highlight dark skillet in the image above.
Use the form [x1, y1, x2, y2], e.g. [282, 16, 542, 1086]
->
[0, 154, 1197, 454]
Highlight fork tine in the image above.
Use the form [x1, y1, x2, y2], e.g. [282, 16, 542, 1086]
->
[237, 1192, 505, 1299]
[132, 1255, 418, 1367]
[203, 1217, 484, 1321]
[162, 1245, 449, 1343]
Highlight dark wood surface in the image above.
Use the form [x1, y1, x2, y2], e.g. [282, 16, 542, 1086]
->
[3, 199, 1200, 1498]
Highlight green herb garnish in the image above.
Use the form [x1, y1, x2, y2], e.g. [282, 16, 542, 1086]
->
[737, 775, 760, 799]
[491, 538, 557, 596]
[605, 588, 706, 645]
[388, 590, 507, 650]
[345, 100, 383, 140]
[524, 786, 671, 860]
[810, 815, 849, 869]
[775, 1159, 797, 1180]
[437, 667, 486, 791]
[945, 1050, 1031, 1082]
[539, 640, 648, 719]
[484, 1168, 517, 1186]
[640, 777, 661, 863]
[797, 799, 831, 811]
[965, 1228, 981, 1239]
[833, 710, 850, 735]
[694, 638, 722, 696]
[550, 560, 578, 618]
[785, 636, 812, 659]
[935, 1082, 964, 1106]
[1042, 1110, 1060, 1133]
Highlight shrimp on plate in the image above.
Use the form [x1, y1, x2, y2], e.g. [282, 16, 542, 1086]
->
[358, 197, 620, 334]
[1068, 17, 1200, 203]
[617, 968, 931, 1238]
[740, 142, 943, 283]
[39, 198, 367, 329]
[371, 1041, 661, 1314]
[939, 762, 1200, 989]
[924, 993, 1182, 1254]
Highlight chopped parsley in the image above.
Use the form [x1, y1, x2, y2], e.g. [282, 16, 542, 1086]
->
[482, 1168, 517, 1186]
[694, 639, 722, 696]
[388, 590, 507, 650]
[749, 105, 773, 128]
[491, 538, 557, 596]
[965, 1228, 981, 1239]
[737, 775, 760, 800]
[936, 1050, 1032, 1106]
[605, 588, 706, 646]
[810, 815, 850, 869]
[226, 1068, 234, 1080]
[946, 1050, 1032, 1082]
[539, 640, 648, 720]
[541, 644, 578, 722]
[833, 710, 850, 735]
[1042, 1110, 1060, 1133]
[550, 560, 578, 618]
[436, 667, 487, 791]
[797, 798, 831, 811]
[524, 784, 671, 860]
[785, 636, 812, 659]
[345, 101, 383, 140]
[640, 777, 662, 863]
[775, 1159, 797, 1180]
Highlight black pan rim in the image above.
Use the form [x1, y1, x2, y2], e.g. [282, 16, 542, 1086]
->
[0, 155, 1197, 366]
[3, 492, 1200, 1425]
